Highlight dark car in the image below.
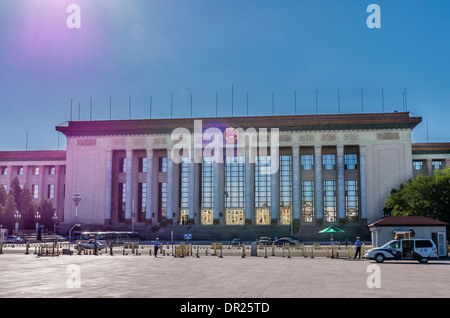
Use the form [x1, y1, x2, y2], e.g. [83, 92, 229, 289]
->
[273, 237, 300, 246]
[231, 238, 241, 246]
[257, 237, 272, 245]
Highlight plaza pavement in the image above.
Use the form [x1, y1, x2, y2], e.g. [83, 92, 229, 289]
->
[0, 246, 449, 299]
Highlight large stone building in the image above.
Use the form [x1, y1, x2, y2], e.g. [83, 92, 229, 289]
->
[0, 112, 449, 240]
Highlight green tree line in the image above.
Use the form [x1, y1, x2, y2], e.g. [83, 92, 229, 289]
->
[384, 168, 450, 224]
[0, 176, 56, 232]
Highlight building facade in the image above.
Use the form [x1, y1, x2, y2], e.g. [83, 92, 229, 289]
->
[1, 112, 449, 238]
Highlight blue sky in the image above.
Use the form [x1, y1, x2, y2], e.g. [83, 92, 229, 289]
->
[0, 0, 449, 150]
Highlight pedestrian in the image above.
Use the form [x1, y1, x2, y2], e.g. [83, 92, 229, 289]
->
[154, 238, 161, 257]
[354, 237, 362, 259]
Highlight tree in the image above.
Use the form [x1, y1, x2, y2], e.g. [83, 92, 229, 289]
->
[384, 168, 450, 224]
[4, 194, 17, 232]
[38, 198, 55, 230]
[9, 176, 22, 206]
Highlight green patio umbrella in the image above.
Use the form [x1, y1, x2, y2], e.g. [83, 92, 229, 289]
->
[318, 226, 345, 241]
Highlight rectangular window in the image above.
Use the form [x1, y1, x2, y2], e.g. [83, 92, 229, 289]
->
[301, 181, 314, 223]
[323, 180, 336, 222]
[17, 167, 23, 175]
[301, 154, 314, 171]
[179, 158, 190, 225]
[33, 167, 39, 175]
[159, 157, 167, 172]
[158, 182, 167, 221]
[32, 184, 39, 199]
[432, 160, 443, 170]
[138, 158, 147, 173]
[279, 155, 292, 225]
[345, 180, 359, 222]
[47, 184, 55, 199]
[118, 183, 126, 222]
[138, 182, 147, 222]
[225, 156, 245, 209]
[344, 154, 358, 170]
[201, 157, 214, 209]
[49, 166, 56, 175]
[413, 160, 423, 171]
[1, 167, 7, 175]
[323, 154, 336, 170]
[255, 156, 271, 211]
[119, 158, 126, 173]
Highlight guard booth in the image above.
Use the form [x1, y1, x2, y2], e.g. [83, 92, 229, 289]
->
[368, 216, 448, 256]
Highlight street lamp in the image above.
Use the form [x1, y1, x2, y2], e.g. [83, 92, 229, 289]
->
[34, 211, 41, 233]
[52, 213, 58, 234]
[14, 210, 21, 233]
[72, 192, 82, 222]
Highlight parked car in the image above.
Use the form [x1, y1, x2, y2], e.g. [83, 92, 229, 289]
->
[273, 237, 300, 246]
[257, 237, 272, 245]
[2, 235, 27, 243]
[365, 239, 439, 263]
[231, 238, 241, 246]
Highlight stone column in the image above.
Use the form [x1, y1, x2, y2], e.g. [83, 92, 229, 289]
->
[38, 165, 45, 199]
[213, 148, 224, 224]
[426, 159, 433, 176]
[188, 149, 196, 223]
[125, 149, 133, 221]
[145, 149, 154, 222]
[314, 145, 323, 221]
[359, 145, 367, 221]
[292, 146, 301, 220]
[55, 165, 62, 222]
[167, 148, 174, 224]
[337, 145, 345, 221]
[104, 150, 113, 224]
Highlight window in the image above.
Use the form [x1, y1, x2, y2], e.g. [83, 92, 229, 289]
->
[118, 183, 126, 222]
[345, 180, 359, 222]
[279, 155, 292, 225]
[201, 157, 214, 209]
[17, 167, 23, 175]
[33, 167, 39, 175]
[225, 156, 245, 209]
[119, 158, 126, 173]
[344, 154, 358, 170]
[32, 184, 39, 199]
[301, 181, 314, 223]
[48, 184, 55, 199]
[179, 158, 190, 224]
[1, 167, 7, 175]
[255, 156, 271, 225]
[413, 161, 423, 171]
[301, 155, 314, 171]
[432, 160, 443, 170]
[49, 166, 56, 175]
[138, 158, 147, 173]
[415, 240, 433, 248]
[159, 157, 167, 172]
[323, 154, 336, 170]
[158, 182, 167, 221]
[323, 180, 336, 222]
[138, 182, 147, 222]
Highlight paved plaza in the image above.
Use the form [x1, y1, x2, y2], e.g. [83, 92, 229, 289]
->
[0, 246, 449, 299]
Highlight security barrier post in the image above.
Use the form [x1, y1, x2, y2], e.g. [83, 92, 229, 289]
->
[25, 242, 29, 255]
[311, 245, 314, 258]
[287, 245, 291, 259]
[0, 243, 3, 254]
[282, 244, 285, 258]
[264, 246, 268, 258]
[196, 245, 200, 258]
[241, 243, 245, 258]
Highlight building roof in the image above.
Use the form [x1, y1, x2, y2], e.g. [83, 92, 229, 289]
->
[412, 143, 450, 155]
[0, 150, 66, 162]
[368, 216, 448, 227]
[56, 112, 422, 137]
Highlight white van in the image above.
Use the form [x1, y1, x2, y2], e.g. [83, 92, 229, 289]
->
[365, 239, 439, 263]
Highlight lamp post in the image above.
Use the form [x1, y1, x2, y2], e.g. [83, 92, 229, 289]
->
[72, 192, 82, 222]
[14, 210, 21, 233]
[52, 213, 58, 234]
[34, 211, 41, 233]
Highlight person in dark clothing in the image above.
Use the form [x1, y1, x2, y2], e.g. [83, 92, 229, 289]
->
[154, 238, 161, 257]
[354, 237, 362, 259]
